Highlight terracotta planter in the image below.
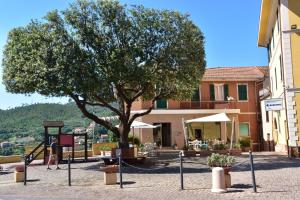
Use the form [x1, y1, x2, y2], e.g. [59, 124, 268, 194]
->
[228, 149, 242, 156]
[241, 147, 250, 152]
[223, 166, 232, 175]
[101, 165, 119, 173]
[198, 150, 211, 157]
[15, 165, 25, 172]
[183, 150, 196, 157]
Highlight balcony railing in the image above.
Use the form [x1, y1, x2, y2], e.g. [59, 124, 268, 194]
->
[179, 101, 236, 109]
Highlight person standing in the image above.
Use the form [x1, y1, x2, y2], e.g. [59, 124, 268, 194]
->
[47, 138, 60, 170]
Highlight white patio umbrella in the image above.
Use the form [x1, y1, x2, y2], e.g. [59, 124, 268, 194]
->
[184, 113, 231, 146]
[116, 121, 159, 144]
[185, 113, 230, 123]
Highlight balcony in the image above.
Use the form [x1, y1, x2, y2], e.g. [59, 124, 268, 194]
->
[179, 101, 236, 109]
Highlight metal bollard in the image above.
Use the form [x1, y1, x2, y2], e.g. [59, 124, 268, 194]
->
[118, 150, 123, 189]
[249, 151, 257, 192]
[179, 151, 184, 190]
[68, 154, 71, 186]
[24, 157, 27, 186]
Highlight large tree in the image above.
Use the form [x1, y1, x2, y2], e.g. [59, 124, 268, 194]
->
[2, 0, 206, 147]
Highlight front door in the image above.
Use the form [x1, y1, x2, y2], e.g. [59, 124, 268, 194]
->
[153, 123, 171, 147]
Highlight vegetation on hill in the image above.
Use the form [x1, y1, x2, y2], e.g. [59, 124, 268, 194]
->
[0, 102, 113, 144]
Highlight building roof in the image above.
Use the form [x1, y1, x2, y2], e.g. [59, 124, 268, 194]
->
[202, 66, 269, 81]
[257, 0, 277, 47]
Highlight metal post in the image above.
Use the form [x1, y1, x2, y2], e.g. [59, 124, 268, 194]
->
[68, 154, 71, 186]
[249, 151, 257, 192]
[24, 157, 27, 186]
[179, 151, 184, 190]
[119, 152, 123, 189]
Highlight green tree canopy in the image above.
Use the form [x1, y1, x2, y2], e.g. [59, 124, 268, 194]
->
[2, 0, 206, 147]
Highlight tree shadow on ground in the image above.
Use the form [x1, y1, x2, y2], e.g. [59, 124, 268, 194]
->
[27, 179, 40, 182]
[232, 156, 300, 172]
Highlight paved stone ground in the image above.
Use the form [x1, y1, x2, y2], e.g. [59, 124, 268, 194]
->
[0, 153, 300, 200]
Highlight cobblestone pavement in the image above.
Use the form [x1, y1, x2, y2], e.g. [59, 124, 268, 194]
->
[1, 153, 300, 200]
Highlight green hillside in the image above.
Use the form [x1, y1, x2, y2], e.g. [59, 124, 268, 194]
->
[0, 103, 114, 143]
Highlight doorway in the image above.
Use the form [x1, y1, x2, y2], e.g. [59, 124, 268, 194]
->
[153, 123, 171, 147]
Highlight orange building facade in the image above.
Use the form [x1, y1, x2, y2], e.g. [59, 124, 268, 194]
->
[132, 66, 269, 151]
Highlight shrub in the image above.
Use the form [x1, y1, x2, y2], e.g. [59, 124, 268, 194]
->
[233, 143, 241, 149]
[239, 138, 250, 147]
[212, 143, 226, 150]
[128, 135, 140, 146]
[207, 153, 235, 167]
[99, 146, 112, 151]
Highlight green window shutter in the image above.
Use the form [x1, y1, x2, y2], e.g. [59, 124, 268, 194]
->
[209, 84, 215, 101]
[224, 84, 229, 101]
[238, 85, 248, 100]
[191, 87, 200, 101]
[239, 123, 249, 136]
[156, 99, 167, 109]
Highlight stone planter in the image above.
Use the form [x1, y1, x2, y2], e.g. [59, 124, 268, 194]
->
[101, 165, 118, 185]
[14, 165, 25, 182]
[228, 149, 242, 156]
[223, 167, 232, 188]
[104, 172, 117, 185]
[241, 147, 250, 152]
[183, 150, 196, 157]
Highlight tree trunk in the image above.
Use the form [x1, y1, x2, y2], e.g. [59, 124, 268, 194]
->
[118, 121, 130, 148]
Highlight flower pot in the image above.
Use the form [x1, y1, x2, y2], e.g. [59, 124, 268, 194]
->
[229, 149, 242, 156]
[15, 165, 25, 172]
[101, 165, 119, 173]
[104, 172, 117, 185]
[222, 166, 232, 175]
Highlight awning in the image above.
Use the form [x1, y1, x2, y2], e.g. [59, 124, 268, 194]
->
[185, 113, 230, 123]
[116, 120, 159, 129]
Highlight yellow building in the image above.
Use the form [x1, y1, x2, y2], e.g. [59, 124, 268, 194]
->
[258, 0, 300, 153]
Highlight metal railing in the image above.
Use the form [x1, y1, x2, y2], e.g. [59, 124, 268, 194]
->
[179, 101, 237, 109]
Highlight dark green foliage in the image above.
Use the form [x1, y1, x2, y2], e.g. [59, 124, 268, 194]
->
[128, 135, 140, 146]
[212, 143, 226, 150]
[239, 138, 251, 147]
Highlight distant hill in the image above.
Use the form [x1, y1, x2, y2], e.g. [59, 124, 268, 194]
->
[0, 103, 114, 143]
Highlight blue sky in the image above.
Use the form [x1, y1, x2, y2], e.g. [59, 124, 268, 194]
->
[0, 0, 267, 110]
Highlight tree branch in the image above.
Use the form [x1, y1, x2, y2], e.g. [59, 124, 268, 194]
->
[93, 94, 123, 116]
[70, 94, 120, 136]
[129, 95, 160, 125]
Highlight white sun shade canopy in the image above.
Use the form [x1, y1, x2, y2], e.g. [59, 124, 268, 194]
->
[116, 120, 159, 129]
[185, 113, 230, 123]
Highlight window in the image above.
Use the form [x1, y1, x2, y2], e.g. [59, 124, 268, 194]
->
[238, 84, 248, 101]
[266, 111, 269, 122]
[267, 44, 271, 62]
[274, 118, 278, 129]
[239, 123, 249, 137]
[280, 55, 283, 81]
[209, 84, 229, 101]
[210, 84, 215, 101]
[272, 28, 274, 48]
[275, 67, 278, 90]
[214, 84, 224, 101]
[156, 99, 167, 109]
[191, 86, 200, 101]
[277, 10, 280, 33]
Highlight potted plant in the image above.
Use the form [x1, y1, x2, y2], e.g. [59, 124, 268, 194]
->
[229, 143, 242, 156]
[207, 153, 235, 174]
[212, 143, 227, 155]
[239, 138, 250, 152]
[99, 146, 112, 156]
[207, 153, 235, 188]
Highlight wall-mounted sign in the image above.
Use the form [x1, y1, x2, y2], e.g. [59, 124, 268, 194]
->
[265, 98, 283, 111]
